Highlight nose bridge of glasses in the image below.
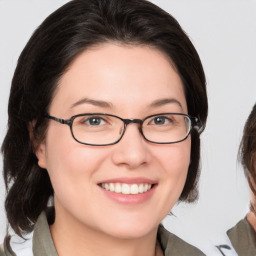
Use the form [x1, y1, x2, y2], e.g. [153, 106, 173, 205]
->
[123, 118, 143, 125]
[121, 118, 144, 137]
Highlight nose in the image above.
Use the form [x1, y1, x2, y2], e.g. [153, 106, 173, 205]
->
[111, 123, 150, 169]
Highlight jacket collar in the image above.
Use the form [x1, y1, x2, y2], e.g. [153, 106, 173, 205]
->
[227, 218, 256, 256]
[32, 211, 58, 256]
[31, 212, 205, 256]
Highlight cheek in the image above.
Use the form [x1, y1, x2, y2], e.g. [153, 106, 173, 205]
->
[43, 127, 107, 200]
[144, 138, 191, 222]
[155, 138, 191, 202]
[158, 138, 191, 176]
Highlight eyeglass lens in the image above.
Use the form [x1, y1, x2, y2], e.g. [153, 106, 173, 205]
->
[71, 114, 191, 145]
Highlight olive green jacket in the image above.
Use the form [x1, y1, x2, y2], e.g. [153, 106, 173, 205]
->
[0, 248, 4, 256]
[4, 211, 205, 256]
[227, 218, 256, 256]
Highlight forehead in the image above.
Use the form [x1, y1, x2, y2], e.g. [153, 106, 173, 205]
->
[50, 43, 187, 116]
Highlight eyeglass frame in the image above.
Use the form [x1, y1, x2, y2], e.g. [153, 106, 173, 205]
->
[44, 112, 201, 146]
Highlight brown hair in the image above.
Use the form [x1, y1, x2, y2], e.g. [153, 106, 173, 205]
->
[240, 104, 256, 195]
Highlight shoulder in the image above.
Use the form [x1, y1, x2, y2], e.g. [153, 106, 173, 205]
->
[0, 247, 5, 256]
[227, 218, 256, 256]
[1, 210, 57, 256]
[157, 224, 205, 256]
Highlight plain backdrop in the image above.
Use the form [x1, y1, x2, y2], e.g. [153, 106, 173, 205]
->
[0, 0, 255, 253]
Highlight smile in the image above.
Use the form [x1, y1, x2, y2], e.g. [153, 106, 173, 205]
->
[100, 183, 152, 195]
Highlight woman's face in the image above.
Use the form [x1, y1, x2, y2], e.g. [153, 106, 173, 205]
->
[36, 43, 191, 239]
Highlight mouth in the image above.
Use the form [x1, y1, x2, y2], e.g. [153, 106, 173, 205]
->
[99, 183, 154, 195]
[98, 178, 157, 204]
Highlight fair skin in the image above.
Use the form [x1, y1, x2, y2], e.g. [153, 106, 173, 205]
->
[247, 191, 256, 231]
[36, 43, 191, 256]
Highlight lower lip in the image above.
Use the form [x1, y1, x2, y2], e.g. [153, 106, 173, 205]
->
[100, 185, 156, 205]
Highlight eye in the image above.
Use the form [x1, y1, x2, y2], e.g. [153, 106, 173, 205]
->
[84, 116, 106, 126]
[150, 116, 173, 125]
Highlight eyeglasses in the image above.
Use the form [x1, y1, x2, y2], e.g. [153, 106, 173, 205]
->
[45, 113, 201, 146]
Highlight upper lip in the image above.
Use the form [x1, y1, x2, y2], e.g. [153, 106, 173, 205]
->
[98, 177, 157, 185]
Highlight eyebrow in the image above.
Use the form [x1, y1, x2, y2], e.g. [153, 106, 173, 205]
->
[71, 97, 183, 110]
[149, 98, 184, 110]
[71, 98, 113, 109]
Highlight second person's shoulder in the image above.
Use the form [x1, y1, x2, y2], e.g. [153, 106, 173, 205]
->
[157, 224, 205, 256]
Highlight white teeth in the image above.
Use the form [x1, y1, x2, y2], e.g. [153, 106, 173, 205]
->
[130, 184, 138, 194]
[115, 183, 121, 193]
[101, 183, 153, 195]
[138, 184, 144, 193]
[109, 183, 115, 192]
[122, 184, 130, 194]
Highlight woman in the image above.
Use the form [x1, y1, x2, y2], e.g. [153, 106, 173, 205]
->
[227, 104, 256, 256]
[1, 0, 208, 255]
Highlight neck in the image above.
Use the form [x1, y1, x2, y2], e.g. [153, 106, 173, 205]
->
[247, 211, 256, 231]
[50, 209, 159, 256]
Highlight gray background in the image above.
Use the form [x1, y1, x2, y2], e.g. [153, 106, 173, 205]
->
[0, 0, 255, 252]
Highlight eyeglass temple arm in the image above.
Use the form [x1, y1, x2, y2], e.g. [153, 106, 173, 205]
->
[45, 115, 71, 125]
[191, 116, 202, 129]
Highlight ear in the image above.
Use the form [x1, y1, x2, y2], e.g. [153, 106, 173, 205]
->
[29, 121, 47, 169]
[35, 141, 47, 169]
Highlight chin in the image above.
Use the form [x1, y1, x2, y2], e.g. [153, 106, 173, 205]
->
[99, 218, 159, 240]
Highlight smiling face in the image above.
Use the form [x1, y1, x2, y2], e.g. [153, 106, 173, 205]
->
[36, 43, 191, 240]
